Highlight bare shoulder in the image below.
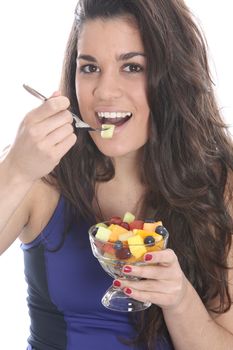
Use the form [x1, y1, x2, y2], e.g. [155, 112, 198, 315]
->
[0, 177, 60, 253]
[208, 243, 233, 335]
[19, 178, 60, 243]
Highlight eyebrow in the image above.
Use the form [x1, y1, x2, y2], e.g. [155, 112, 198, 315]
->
[77, 51, 146, 62]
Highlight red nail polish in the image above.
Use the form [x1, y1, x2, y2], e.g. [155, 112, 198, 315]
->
[145, 254, 153, 261]
[113, 280, 121, 287]
[123, 266, 132, 273]
[125, 288, 132, 295]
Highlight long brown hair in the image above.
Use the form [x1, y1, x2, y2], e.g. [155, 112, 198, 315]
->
[48, 0, 233, 348]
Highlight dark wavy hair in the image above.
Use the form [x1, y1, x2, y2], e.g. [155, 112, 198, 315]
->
[47, 0, 233, 348]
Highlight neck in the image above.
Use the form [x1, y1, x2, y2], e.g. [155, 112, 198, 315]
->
[94, 150, 146, 220]
[111, 150, 142, 185]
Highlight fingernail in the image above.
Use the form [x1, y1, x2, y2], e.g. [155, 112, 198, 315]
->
[113, 280, 121, 287]
[124, 288, 132, 295]
[123, 266, 132, 273]
[145, 254, 153, 261]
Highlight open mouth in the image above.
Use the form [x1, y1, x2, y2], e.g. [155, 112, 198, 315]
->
[96, 112, 132, 127]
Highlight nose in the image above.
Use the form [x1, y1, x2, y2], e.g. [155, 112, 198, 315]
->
[93, 71, 122, 101]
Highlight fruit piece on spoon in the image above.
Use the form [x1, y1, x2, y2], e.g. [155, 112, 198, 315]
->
[101, 124, 115, 139]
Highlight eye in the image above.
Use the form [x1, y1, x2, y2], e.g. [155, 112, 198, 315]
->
[122, 63, 144, 73]
[80, 64, 100, 73]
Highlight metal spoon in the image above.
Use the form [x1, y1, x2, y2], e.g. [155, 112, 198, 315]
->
[23, 84, 104, 131]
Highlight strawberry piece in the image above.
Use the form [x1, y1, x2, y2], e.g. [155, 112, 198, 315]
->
[95, 240, 105, 255]
[129, 220, 144, 230]
[110, 216, 122, 225]
[103, 243, 115, 255]
[120, 222, 130, 230]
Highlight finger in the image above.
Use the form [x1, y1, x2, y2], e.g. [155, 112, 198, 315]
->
[120, 264, 176, 281]
[120, 277, 185, 297]
[24, 95, 70, 123]
[35, 111, 73, 137]
[46, 123, 75, 146]
[144, 249, 178, 266]
[119, 250, 178, 280]
[122, 286, 173, 307]
[54, 133, 77, 159]
[114, 278, 172, 294]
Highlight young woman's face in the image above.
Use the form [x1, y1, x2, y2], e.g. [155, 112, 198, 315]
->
[75, 17, 150, 158]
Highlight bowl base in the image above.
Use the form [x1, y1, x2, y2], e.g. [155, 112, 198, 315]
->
[101, 287, 151, 312]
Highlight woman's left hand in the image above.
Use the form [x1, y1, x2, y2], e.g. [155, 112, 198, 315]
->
[114, 249, 189, 310]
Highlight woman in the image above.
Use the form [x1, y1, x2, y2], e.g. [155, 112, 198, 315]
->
[0, 0, 233, 349]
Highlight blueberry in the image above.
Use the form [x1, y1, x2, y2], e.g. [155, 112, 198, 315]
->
[114, 240, 123, 250]
[155, 225, 168, 237]
[144, 235, 155, 246]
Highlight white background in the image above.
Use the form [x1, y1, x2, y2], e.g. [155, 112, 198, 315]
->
[0, 1, 232, 349]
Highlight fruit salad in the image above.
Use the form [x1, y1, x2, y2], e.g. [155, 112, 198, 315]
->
[91, 212, 169, 264]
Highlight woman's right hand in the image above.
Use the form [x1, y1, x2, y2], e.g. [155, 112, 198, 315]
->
[5, 92, 77, 183]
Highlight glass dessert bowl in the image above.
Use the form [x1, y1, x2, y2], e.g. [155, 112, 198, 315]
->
[88, 213, 169, 312]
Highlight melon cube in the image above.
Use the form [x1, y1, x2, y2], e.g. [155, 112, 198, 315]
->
[95, 222, 108, 228]
[118, 231, 135, 242]
[143, 222, 155, 231]
[123, 211, 135, 224]
[108, 224, 128, 242]
[95, 226, 112, 242]
[127, 235, 147, 259]
[101, 124, 115, 139]
[143, 221, 162, 232]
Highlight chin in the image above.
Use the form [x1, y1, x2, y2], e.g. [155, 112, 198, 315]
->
[95, 141, 144, 158]
[89, 131, 148, 158]
[97, 146, 127, 158]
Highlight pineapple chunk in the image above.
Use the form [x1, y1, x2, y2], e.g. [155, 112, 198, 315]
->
[127, 235, 147, 259]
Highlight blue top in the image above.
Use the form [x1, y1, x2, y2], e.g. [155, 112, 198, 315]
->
[21, 195, 174, 350]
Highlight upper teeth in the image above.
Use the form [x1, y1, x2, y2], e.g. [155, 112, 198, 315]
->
[97, 112, 132, 118]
